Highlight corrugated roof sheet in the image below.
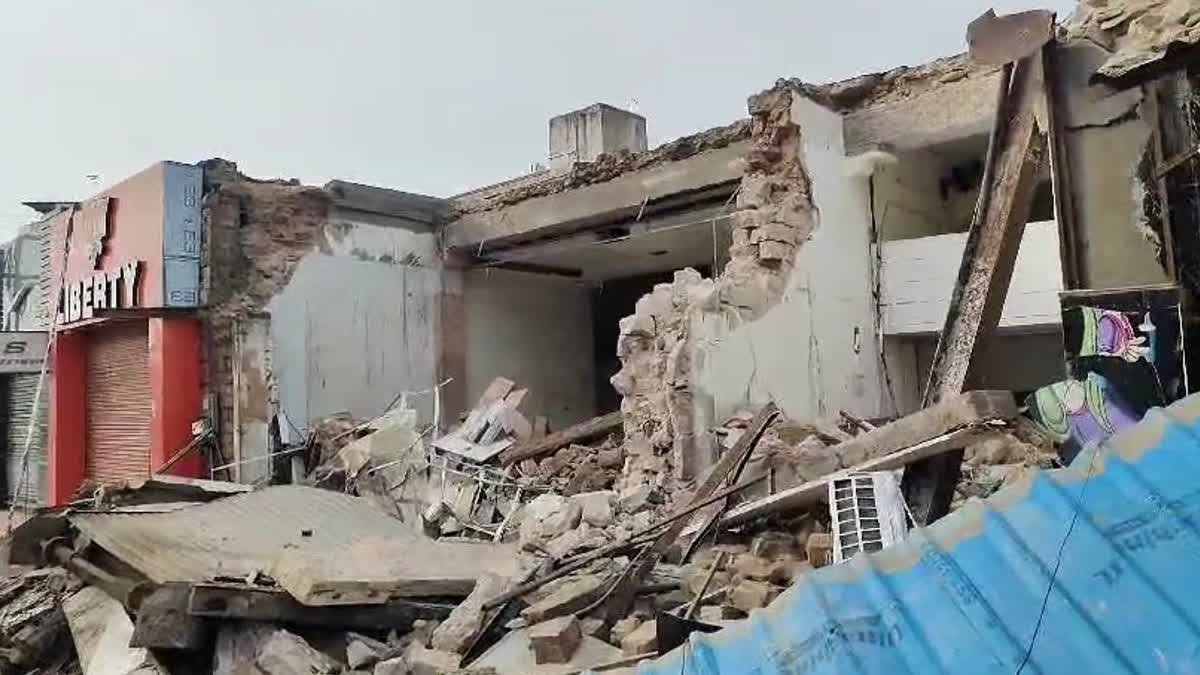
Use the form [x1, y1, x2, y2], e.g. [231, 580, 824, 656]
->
[638, 392, 1200, 674]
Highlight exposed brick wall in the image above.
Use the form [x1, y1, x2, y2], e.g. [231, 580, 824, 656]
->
[198, 159, 330, 470]
[613, 83, 817, 487]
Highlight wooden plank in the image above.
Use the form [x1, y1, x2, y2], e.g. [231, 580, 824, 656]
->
[723, 426, 998, 526]
[500, 411, 623, 466]
[597, 404, 780, 629]
[1043, 44, 1083, 289]
[460, 377, 515, 441]
[903, 52, 1048, 525]
[832, 391, 1016, 468]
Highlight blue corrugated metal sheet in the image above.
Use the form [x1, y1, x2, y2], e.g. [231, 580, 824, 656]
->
[639, 393, 1200, 675]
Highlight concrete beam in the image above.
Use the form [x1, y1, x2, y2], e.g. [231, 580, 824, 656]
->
[324, 180, 450, 225]
[443, 141, 749, 250]
[843, 71, 1001, 155]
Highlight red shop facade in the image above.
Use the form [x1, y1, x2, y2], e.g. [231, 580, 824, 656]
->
[47, 162, 205, 504]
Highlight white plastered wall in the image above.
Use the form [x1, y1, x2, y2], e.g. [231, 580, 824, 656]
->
[692, 93, 887, 445]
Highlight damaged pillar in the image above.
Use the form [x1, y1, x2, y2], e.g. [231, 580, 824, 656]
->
[903, 15, 1050, 524]
[612, 81, 816, 485]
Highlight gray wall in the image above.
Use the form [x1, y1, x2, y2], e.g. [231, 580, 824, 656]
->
[266, 206, 441, 432]
[1059, 40, 1168, 289]
[462, 268, 597, 430]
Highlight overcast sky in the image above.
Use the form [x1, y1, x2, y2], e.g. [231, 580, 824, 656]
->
[0, 0, 1076, 238]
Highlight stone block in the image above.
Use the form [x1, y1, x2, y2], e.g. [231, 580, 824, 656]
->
[609, 615, 642, 647]
[406, 646, 461, 675]
[750, 532, 797, 560]
[540, 500, 583, 539]
[698, 605, 743, 622]
[750, 222, 798, 244]
[521, 575, 607, 624]
[373, 656, 407, 675]
[256, 630, 341, 675]
[729, 553, 773, 581]
[573, 491, 617, 527]
[757, 240, 793, 262]
[620, 620, 658, 656]
[431, 573, 507, 654]
[528, 615, 583, 665]
[768, 556, 811, 585]
[618, 484, 653, 513]
[729, 580, 778, 613]
[806, 533, 833, 568]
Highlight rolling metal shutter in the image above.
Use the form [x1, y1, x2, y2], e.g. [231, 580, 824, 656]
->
[5, 374, 48, 506]
[85, 322, 151, 486]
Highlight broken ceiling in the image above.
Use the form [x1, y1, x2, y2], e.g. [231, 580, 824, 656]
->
[1066, 0, 1200, 83]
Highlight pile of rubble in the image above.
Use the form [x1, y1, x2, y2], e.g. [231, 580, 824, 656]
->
[0, 370, 1064, 674]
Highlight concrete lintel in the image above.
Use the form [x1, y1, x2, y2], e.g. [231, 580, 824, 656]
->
[324, 180, 451, 225]
[843, 71, 1002, 155]
[443, 140, 750, 250]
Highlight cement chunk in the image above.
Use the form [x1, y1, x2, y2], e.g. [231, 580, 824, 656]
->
[256, 630, 340, 675]
[528, 615, 583, 664]
[729, 580, 778, 613]
[521, 575, 607, 623]
[620, 620, 658, 656]
[406, 646, 461, 675]
[431, 573, 507, 654]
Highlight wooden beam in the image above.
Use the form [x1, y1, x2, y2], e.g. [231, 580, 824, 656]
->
[596, 404, 780, 630]
[499, 411, 623, 465]
[1044, 44, 1083, 289]
[902, 51, 1048, 525]
[723, 426, 999, 526]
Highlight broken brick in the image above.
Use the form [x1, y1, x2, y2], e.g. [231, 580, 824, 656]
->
[729, 580, 778, 613]
[806, 533, 833, 568]
[528, 615, 583, 664]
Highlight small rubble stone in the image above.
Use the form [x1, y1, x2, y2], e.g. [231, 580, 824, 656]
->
[618, 484, 653, 513]
[541, 500, 583, 538]
[610, 616, 643, 647]
[528, 615, 583, 664]
[806, 533, 833, 568]
[432, 573, 506, 654]
[750, 532, 797, 560]
[699, 605, 743, 622]
[730, 553, 773, 581]
[620, 620, 658, 656]
[406, 646, 461, 675]
[544, 523, 608, 558]
[729, 580, 778, 613]
[346, 632, 390, 669]
[574, 491, 617, 527]
[374, 656, 407, 675]
[256, 629, 341, 675]
[521, 575, 607, 623]
[597, 447, 624, 469]
[579, 617, 606, 638]
[347, 641, 382, 669]
[768, 556, 810, 585]
[684, 565, 732, 598]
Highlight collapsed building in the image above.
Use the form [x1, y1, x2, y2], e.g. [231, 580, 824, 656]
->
[2, 0, 1200, 672]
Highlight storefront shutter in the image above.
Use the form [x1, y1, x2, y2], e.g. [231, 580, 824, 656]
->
[5, 374, 48, 506]
[85, 321, 151, 485]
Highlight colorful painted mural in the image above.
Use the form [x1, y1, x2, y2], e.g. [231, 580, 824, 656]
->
[1027, 287, 1186, 462]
